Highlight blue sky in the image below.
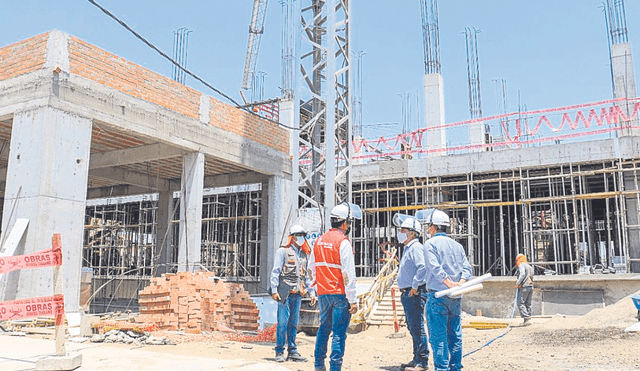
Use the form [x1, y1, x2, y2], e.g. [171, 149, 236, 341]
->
[1, 1, 639, 140]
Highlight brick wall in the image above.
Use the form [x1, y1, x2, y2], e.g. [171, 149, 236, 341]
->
[0, 33, 48, 81]
[67, 36, 289, 154]
[209, 98, 290, 153]
[68, 36, 201, 120]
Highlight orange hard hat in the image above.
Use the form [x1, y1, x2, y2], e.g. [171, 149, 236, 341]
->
[516, 254, 527, 265]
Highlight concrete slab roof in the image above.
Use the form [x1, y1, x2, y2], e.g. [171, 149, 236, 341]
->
[0, 31, 292, 198]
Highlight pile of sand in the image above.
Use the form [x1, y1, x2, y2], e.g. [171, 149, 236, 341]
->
[538, 290, 640, 330]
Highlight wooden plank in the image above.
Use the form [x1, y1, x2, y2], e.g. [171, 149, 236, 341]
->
[52, 234, 65, 356]
[0, 218, 29, 256]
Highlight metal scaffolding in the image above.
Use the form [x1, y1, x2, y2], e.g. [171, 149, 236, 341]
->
[192, 187, 262, 279]
[81, 158, 640, 313]
[82, 185, 263, 312]
[351, 159, 640, 278]
[84, 198, 157, 278]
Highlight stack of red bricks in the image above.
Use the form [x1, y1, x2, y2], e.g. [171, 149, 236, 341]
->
[138, 271, 260, 333]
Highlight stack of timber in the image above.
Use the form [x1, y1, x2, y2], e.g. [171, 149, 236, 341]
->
[138, 271, 260, 333]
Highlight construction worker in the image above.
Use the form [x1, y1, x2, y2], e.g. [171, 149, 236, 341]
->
[270, 224, 315, 363]
[393, 214, 429, 371]
[309, 202, 361, 371]
[417, 208, 472, 371]
[515, 253, 534, 326]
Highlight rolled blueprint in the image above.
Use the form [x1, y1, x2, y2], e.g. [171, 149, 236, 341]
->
[435, 273, 492, 298]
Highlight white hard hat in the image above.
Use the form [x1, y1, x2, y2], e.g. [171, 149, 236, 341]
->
[392, 213, 421, 235]
[289, 224, 307, 236]
[330, 202, 363, 222]
[416, 208, 450, 227]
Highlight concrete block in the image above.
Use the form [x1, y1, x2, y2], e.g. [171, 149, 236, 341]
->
[35, 354, 82, 370]
[80, 314, 100, 336]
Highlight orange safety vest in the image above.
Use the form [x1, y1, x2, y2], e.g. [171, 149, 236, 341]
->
[313, 228, 349, 296]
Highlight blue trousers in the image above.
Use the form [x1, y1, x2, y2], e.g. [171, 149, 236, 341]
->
[275, 293, 302, 354]
[314, 294, 351, 371]
[400, 287, 429, 367]
[426, 292, 463, 371]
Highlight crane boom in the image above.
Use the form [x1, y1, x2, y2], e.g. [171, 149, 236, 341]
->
[242, 0, 269, 91]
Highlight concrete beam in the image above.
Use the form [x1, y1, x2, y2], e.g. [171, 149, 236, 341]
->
[353, 136, 640, 182]
[87, 171, 266, 198]
[89, 142, 185, 170]
[53, 75, 292, 180]
[89, 167, 170, 191]
[86, 184, 155, 199]
[201, 171, 268, 189]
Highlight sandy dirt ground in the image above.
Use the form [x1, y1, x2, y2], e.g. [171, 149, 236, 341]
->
[2, 292, 639, 371]
[137, 290, 640, 371]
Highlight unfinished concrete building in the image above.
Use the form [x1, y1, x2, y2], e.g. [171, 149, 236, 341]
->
[1, 26, 639, 318]
[0, 31, 292, 314]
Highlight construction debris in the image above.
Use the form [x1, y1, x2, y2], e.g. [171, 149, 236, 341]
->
[90, 329, 172, 345]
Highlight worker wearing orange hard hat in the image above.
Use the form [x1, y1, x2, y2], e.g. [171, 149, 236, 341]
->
[515, 253, 534, 326]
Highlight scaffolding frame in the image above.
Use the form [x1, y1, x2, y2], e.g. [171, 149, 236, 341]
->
[351, 159, 640, 277]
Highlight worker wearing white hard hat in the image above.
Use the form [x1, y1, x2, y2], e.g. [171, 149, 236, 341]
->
[309, 202, 361, 371]
[270, 223, 314, 363]
[393, 214, 429, 371]
[417, 209, 472, 371]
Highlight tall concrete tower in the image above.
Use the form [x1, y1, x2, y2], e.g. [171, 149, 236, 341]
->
[606, 0, 638, 136]
[421, 0, 446, 156]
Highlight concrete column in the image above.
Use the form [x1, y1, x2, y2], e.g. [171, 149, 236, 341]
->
[0, 107, 92, 313]
[280, 99, 298, 214]
[424, 73, 447, 156]
[612, 43, 638, 137]
[177, 152, 204, 272]
[260, 175, 293, 294]
[155, 190, 175, 275]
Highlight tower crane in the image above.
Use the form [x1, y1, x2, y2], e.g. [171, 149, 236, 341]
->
[241, 0, 269, 93]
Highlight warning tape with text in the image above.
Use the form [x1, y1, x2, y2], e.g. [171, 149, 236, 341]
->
[0, 247, 62, 275]
[0, 294, 64, 321]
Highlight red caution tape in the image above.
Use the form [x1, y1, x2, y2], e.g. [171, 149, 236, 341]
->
[0, 294, 64, 321]
[0, 247, 62, 275]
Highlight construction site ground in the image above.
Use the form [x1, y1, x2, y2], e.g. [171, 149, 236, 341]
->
[1, 293, 639, 371]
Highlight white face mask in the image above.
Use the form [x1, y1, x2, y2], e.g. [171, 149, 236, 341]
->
[295, 236, 306, 246]
[397, 232, 408, 244]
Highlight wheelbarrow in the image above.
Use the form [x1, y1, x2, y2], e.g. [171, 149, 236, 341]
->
[631, 294, 640, 321]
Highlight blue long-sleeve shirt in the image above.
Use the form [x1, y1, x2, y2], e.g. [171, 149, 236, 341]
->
[396, 238, 427, 290]
[423, 233, 473, 292]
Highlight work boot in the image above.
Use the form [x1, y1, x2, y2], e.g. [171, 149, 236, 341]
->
[405, 365, 428, 371]
[274, 353, 285, 362]
[523, 317, 531, 326]
[287, 351, 308, 362]
[401, 361, 416, 369]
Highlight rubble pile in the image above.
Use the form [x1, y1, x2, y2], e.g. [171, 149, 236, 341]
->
[137, 272, 260, 334]
[90, 329, 171, 345]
